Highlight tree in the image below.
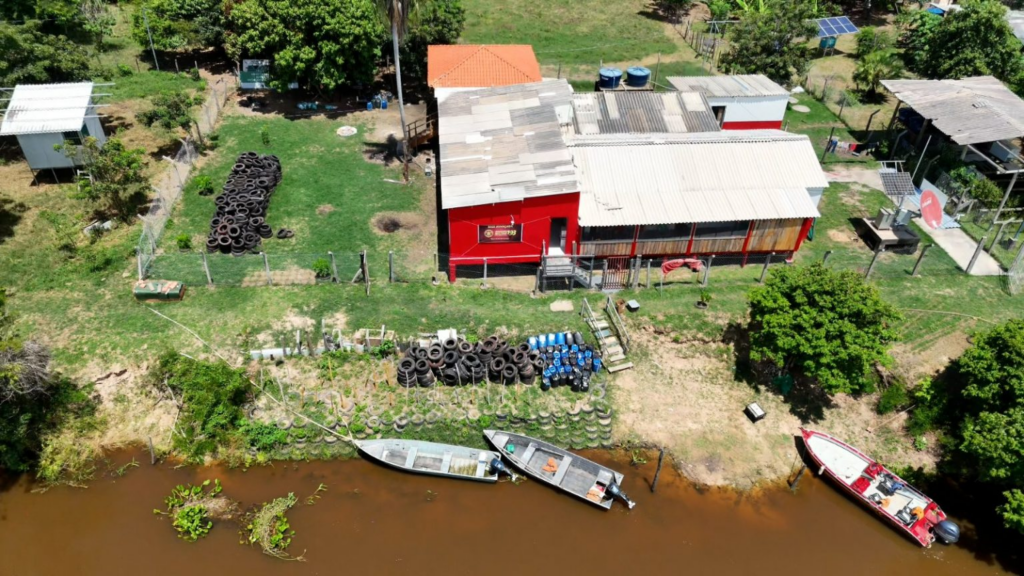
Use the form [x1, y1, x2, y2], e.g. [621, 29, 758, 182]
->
[901, 0, 1024, 87]
[719, 0, 817, 87]
[854, 26, 894, 59]
[896, 8, 942, 74]
[748, 263, 903, 395]
[56, 137, 149, 221]
[226, 0, 386, 93]
[708, 0, 732, 21]
[0, 22, 91, 86]
[947, 319, 1024, 533]
[399, 0, 466, 79]
[381, 0, 412, 178]
[0, 290, 89, 473]
[132, 0, 225, 52]
[853, 49, 904, 96]
[138, 91, 203, 133]
[660, 0, 692, 22]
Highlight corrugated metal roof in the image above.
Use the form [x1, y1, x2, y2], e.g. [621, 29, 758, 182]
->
[1009, 10, 1024, 43]
[0, 82, 95, 136]
[666, 75, 789, 98]
[427, 45, 543, 88]
[438, 80, 578, 210]
[881, 76, 1024, 145]
[569, 91, 720, 136]
[571, 131, 826, 227]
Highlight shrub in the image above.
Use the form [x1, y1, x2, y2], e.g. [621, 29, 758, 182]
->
[189, 67, 201, 82]
[877, 380, 910, 414]
[236, 419, 288, 452]
[116, 63, 135, 77]
[175, 233, 192, 251]
[260, 124, 270, 147]
[192, 175, 214, 196]
[312, 258, 332, 279]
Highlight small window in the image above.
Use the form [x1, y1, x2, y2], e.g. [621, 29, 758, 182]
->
[80, 123, 90, 138]
[638, 223, 692, 240]
[582, 226, 635, 242]
[694, 221, 750, 239]
[62, 131, 83, 146]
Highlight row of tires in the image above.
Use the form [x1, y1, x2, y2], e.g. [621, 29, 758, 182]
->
[395, 336, 547, 388]
[206, 152, 283, 256]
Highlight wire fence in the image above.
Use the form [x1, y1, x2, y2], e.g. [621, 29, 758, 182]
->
[137, 76, 235, 279]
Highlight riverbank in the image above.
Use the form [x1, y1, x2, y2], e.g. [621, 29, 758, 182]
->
[1, 447, 1018, 576]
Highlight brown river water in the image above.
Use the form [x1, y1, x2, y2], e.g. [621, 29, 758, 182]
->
[0, 449, 1020, 576]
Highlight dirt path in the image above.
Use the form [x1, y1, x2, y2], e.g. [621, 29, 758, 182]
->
[613, 328, 937, 489]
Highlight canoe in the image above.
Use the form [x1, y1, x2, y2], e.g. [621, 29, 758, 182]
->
[801, 428, 959, 547]
[484, 430, 635, 510]
[354, 438, 506, 483]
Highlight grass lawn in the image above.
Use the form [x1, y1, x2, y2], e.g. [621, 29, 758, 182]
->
[786, 93, 878, 167]
[959, 216, 1024, 270]
[461, 0, 679, 66]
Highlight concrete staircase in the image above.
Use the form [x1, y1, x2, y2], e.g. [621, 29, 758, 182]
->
[582, 297, 633, 373]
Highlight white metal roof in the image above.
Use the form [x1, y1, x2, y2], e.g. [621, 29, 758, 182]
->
[438, 79, 578, 210]
[571, 131, 826, 227]
[881, 76, 1024, 145]
[666, 75, 789, 99]
[1008, 10, 1024, 44]
[0, 82, 95, 136]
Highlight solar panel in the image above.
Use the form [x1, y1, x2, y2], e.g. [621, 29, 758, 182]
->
[815, 16, 859, 37]
[879, 170, 917, 198]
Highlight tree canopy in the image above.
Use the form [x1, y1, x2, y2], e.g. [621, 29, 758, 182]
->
[226, 0, 387, 93]
[57, 137, 149, 221]
[900, 0, 1024, 89]
[853, 49, 904, 96]
[399, 0, 467, 79]
[747, 263, 902, 395]
[132, 0, 225, 52]
[946, 319, 1024, 533]
[719, 0, 817, 87]
[0, 22, 92, 86]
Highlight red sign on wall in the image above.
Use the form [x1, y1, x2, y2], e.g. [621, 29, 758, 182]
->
[478, 224, 522, 243]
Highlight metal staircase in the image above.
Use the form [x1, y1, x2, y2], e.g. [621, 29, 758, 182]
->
[582, 296, 633, 373]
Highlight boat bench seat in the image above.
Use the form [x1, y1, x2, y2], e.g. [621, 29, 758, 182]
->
[520, 443, 537, 464]
[552, 456, 573, 486]
[440, 451, 453, 474]
[404, 447, 419, 469]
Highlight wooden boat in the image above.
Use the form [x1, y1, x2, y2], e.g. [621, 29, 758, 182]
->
[801, 428, 959, 547]
[354, 438, 506, 483]
[484, 430, 635, 510]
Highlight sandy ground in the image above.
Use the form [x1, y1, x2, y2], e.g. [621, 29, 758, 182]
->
[613, 327, 938, 489]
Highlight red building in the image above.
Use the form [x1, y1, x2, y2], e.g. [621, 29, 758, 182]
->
[437, 80, 827, 283]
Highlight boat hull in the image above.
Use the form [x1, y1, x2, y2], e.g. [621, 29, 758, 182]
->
[484, 429, 627, 510]
[355, 439, 502, 483]
[801, 429, 945, 547]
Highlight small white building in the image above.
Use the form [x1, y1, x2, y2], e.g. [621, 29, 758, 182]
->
[0, 82, 107, 177]
[667, 75, 789, 130]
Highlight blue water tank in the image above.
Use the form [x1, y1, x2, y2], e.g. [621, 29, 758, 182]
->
[598, 67, 623, 90]
[626, 66, 651, 88]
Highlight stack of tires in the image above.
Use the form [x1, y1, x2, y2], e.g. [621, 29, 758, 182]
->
[396, 335, 546, 388]
[206, 152, 282, 256]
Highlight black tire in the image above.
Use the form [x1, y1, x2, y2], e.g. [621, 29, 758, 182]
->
[502, 364, 518, 385]
[442, 350, 459, 367]
[427, 345, 443, 363]
[415, 359, 430, 375]
[517, 343, 530, 354]
[457, 340, 473, 354]
[442, 337, 458, 351]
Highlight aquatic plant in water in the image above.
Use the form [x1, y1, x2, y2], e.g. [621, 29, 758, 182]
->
[242, 493, 302, 560]
[155, 479, 235, 542]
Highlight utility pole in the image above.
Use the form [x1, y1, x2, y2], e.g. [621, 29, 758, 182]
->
[142, 7, 159, 71]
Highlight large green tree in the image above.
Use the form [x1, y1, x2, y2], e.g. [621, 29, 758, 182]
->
[901, 0, 1024, 88]
[947, 319, 1024, 533]
[719, 0, 817, 87]
[748, 263, 902, 395]
[399, 0, 466, 79]
[132, 0, 225, 52]
[226, 0, 387, 93]
[0, 22, 92, 86]
[853, 49, 905, 96]
[57, 137, 149, 221]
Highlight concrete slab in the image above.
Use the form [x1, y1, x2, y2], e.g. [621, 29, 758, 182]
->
[549, 299, 575, 312]
[912, 218, 1004, 276]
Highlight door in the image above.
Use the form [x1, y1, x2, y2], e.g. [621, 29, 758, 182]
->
[602, 256, 630, 290]
[549, 218, 567, 254]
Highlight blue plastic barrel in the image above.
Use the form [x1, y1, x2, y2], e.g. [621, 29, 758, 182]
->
[556, 332, 565, 346]
[528, 336, 538, 350]
[547, 333, 556, 347]
[585, 350, 593, 358]
[598, 67, 622, 90]
[626, 66, 651, 88]
[593, 358, 603, 373]
[366, 101, 373, 111]
[381, 99, 388, 109]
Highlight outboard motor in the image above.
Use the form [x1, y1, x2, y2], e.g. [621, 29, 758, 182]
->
[605, 482, 636, 509]
[933, 520, 960, 545]
[489, 458, 518, 481]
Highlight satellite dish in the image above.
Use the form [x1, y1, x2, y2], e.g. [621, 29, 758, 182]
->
[920, 189, 943, 230]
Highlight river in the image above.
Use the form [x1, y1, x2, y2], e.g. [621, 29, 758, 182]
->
[0, 449, 1019, 576]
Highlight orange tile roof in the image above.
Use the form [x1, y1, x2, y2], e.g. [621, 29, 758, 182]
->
[427, 45, 543, 88]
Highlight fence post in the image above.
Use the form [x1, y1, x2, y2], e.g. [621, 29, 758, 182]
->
[990, 221, 1008, 253]
[760, 252, 773, 283]
[601, 259, 608, 290]
[362, 250, 370, 296]
[202, 251, 212, 285]
[540, 256, 547, 293]
[136, 247, 144, 281]
[482, 258, 489, 288]
[702, 255, 714, 287]
[966, 237, 987, 275]
[912, 244, 931, 276]
[865, 247, 884, 280]
[262, 252, 272, 285]
[589, 256, 595, 289]
[822, 250, 833, 265]
[646, 259, 651, 289]
[388, 251, 394, 283]
[328, 251, 338, 282]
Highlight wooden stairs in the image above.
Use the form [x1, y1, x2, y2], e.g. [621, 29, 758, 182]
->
[407, 114, 437, 150]
[582, 296, 633, 373]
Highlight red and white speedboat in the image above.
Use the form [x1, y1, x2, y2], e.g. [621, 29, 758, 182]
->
[801, 428, 959, 547]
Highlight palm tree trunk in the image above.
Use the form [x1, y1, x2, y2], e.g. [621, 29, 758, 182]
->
[392, 22, 410, 178]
